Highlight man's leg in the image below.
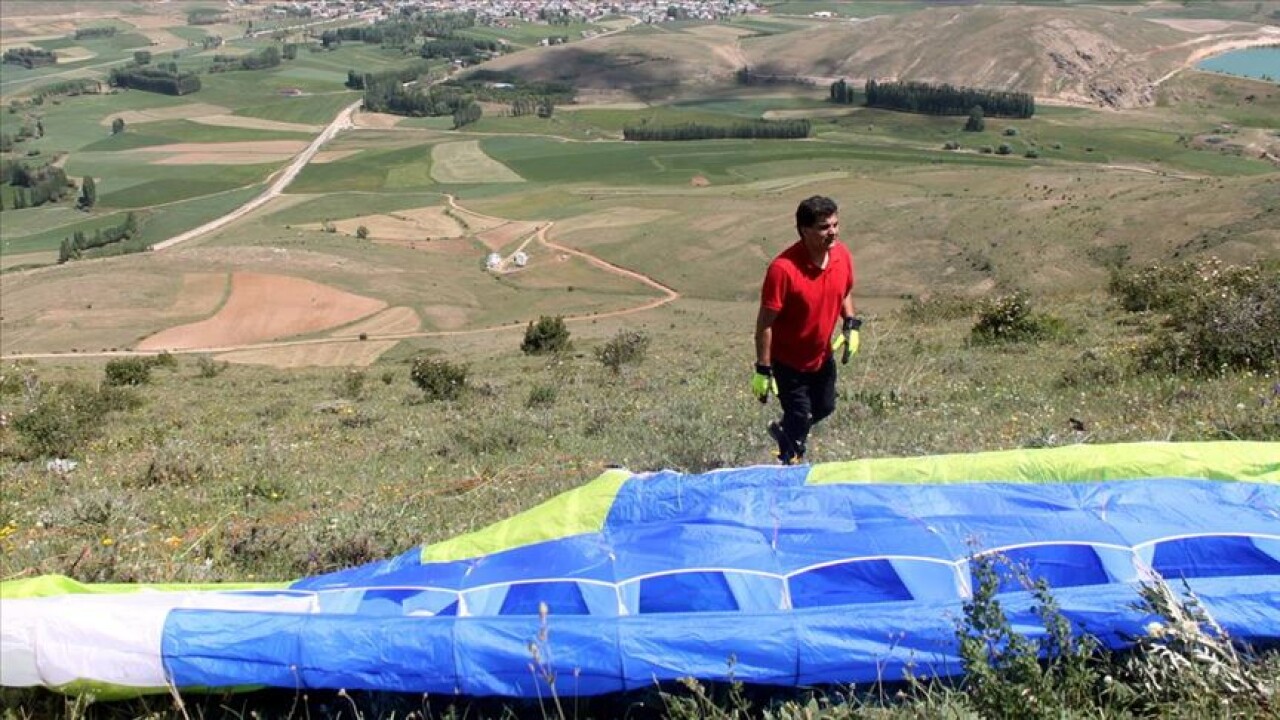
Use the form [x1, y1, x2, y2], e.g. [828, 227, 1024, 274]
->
[808, 356, 838, 426]
[773, 363, 812, 462]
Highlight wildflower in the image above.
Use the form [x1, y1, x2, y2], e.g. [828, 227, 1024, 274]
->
[1145, 621, 1166, 637]
[165, 536, 182, 548]
[101, 537, 115, 547]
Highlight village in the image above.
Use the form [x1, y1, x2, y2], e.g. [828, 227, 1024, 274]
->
[258, 0, 763, 26]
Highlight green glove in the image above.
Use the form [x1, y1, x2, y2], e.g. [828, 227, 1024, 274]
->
[751, 364, 778, 404]
[831, 317, 862, 364]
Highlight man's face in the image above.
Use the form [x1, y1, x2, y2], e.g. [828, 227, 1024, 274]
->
[799, 213, 839, 252]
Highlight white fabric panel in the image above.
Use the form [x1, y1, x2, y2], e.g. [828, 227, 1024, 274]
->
[724, 573, 784, 611]
[580, 583, 626, 616]
[460, 587, 508, 616]
[890, 560, 963, 602]
[0, 590, 317, 688]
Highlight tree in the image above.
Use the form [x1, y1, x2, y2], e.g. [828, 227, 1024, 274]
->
[521, 316, 570, 354]
[134, 50, 152, 65]
[964, 105, 985, 132]
[78, 176, 96, 209]
[111, 117, 125, 134]
[356, 225, 369, 240]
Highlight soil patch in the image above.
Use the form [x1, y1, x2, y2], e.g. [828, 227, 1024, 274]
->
[305, 207, 464, 241]
[691, 175, 710, 187]
[763, 107, 861, 120]
[1147, 19, 1242, 33]
[56, 46, 94, 63]
[215, 340, 398, 368]
[169, 273, 227, 316]
[553, 207, 676, 233]
[136, 272, 386, 351]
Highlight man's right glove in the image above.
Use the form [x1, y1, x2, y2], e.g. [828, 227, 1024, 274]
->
[831, 317, 862, 364]
[751, 363, 778, 404]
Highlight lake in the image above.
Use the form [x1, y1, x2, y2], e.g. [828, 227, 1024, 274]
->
[1197, 46, 1280, 82]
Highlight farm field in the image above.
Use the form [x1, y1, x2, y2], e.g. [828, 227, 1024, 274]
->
[1, 2, 1279, 717]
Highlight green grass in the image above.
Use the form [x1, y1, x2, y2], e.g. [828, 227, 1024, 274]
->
[232, 92, 360, 124]
[133, 184, 265, 247]
[0, 209, 135, 255]
[264, 192, 446, 225]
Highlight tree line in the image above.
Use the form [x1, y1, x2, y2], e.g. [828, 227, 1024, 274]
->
[345, 61, 434, 91]
[109, 66, 202, 95]
[622, 119, 810, 141]
[836, 79, 1034, 118]
[74, 27, 117, 39]
[420, 38, 500, 62]
[320, 12, 476, 51]
[1, 159, 72, 210]
[59, 213, 141, 263]
[362, 78, 476, 119]
[3, 48, 57, 69]
[210, 46, 281, 73]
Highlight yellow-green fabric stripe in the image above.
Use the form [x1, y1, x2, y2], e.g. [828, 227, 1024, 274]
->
[420, 468, 632, 564]
[807, 441, 1279, 485]
[0, 574, 288, 600]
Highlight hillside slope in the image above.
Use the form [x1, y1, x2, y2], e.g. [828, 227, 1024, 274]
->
[482, 6, 1279, 108]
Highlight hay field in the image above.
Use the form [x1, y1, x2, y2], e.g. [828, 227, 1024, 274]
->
[430, 141, 525, 184]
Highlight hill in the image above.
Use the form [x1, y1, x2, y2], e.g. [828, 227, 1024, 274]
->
[483, 6, 1280, 107]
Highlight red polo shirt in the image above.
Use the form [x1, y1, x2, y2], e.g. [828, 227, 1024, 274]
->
[761, 240, 855, 372]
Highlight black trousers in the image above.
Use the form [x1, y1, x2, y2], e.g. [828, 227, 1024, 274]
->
[775, 355, 837, 456]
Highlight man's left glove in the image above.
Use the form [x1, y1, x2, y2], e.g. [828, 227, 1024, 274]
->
[751, 364, 778, 404]
[831, 317, 862, 364]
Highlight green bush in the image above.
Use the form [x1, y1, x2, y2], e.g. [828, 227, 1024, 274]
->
[901, 294, 977, 323]
[104, 357, 152, 386]
[335, 369, 366, 400]
[971, 291, 1064, 345]
[521, 315, 571, 355]
[12, 381, 140, 458]
[525, 383, 558, 408]
[410, 356, 468, 401]
[195, 355, 226, 378]
[1119, 259, 1280, 375]
[996, 143, 1013, 155]
[595, 329, 651, 374]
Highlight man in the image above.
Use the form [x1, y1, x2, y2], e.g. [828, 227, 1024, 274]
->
[752, 195, 860, 464]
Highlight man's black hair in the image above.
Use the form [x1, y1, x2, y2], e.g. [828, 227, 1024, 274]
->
[796, 195, 838, 230]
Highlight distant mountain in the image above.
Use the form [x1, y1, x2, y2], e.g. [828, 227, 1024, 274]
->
[480, 7, 1279, 107]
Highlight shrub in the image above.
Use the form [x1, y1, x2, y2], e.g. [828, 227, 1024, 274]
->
[1024, 149, 1039, 158]
[996, 143, 1013, 155]
[12, 381, 140, 458]
[410, 356, 468, 401]
[525, 383, 558, 408]
[1119, 259, 1280, 375]
[970, 290, 1064, 345]
[148, 351, 177, 370]
[104, 357, 152, 386]
[336, 369, 365, 400]
[1003, 127, 1019, 136]
[356, 225, 369, 240]
[595, 329, 650, 374]
[195, 355, 226, 378]
[901, 294, 977, 323]
[521, 315, 570, 355]
[943, 140, 960, 150]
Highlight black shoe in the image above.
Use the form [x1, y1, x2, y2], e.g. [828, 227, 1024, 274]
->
[768, 421, 796, 465]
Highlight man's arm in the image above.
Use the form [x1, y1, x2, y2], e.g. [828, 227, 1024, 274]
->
[842, 289, 856, 323]
[755, 306, 779, 367]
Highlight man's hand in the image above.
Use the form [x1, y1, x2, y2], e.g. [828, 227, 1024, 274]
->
[751, 364, 778, 404]
[831, 317, 862, 364]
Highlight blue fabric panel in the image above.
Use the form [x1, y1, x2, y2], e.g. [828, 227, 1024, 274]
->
[163, 611, 307, 689]
[162, 577, 1280, 695]
[297, 615, 457, 692]
[500, 582, 590, 616]
[453, 615, 623, 697]
[608, 522, 779, 578]
[989, 544, 1111, 592]
[790, 559, 913, 607]
[1152, 535, 1280, 579]
[638, 572, 738, 613]
[292, 546, 432, 591]
[456, 533, 617, 587]
[616, 611, 799, 690]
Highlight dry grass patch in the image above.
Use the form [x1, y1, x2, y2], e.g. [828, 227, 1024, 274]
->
[553, 206, 676, 234]
[0, 251, 56, 271]
[188, 115, 322, 133]
[55, 46, 95, 63]
[136, 272, 387, 351]
[352, 111, 404, 129]
[420, 304, 474, 330]
[430, 141, 524, 184]
[101, 104, 232, 126]
[309, 207, 465, 241]
[474, 221, 540, 251]
[330, 306, 420, 337]
[310, 150, 363, 164]
[215, 340, 398, 368]
[168, 272, 228, 316]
